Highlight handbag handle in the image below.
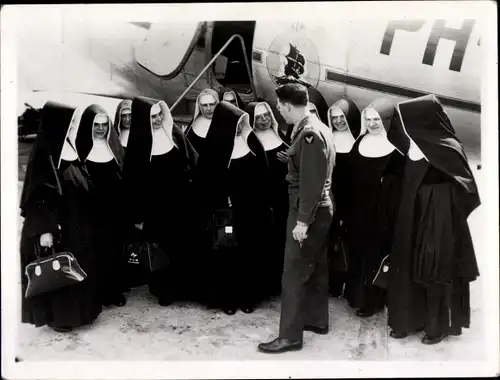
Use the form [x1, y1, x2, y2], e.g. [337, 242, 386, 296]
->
[34, 240, 55, 260]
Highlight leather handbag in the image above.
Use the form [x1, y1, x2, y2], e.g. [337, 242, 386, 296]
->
[212, 208, 237, 249]
[24, 243, 87, 299]
[372, 254, 390, 289]
[136, 241, 169, 273]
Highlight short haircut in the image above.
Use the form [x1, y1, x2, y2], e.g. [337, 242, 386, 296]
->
[275, 83, 309, 107]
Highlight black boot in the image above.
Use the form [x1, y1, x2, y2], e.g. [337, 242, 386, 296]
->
[389, 330, 408, 339]
[113, 294, 126, 307]
[223, 308, 237, 315]
[50, 326, 72, 333]
[356, 308, 375, 318]
[158, 297, 172, 307]
[422, 333, 446, 345]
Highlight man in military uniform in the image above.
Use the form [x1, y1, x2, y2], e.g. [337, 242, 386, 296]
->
[258, 83, 336, 353]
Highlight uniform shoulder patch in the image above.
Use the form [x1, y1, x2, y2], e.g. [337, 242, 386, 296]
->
[304, 134, 314, 144]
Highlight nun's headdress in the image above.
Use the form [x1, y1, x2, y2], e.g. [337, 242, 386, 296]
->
[20, 101, 81, 214]
[327, 98, 361, 139]
[185, 88, 220, 135]
[113, 99, 133, 135]
[75, 104, 124, 169]
[394, 94, 480, 216]
[218, 87, 244, 109]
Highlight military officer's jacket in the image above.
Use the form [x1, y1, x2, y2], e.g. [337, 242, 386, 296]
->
[286, 114, 336, 225]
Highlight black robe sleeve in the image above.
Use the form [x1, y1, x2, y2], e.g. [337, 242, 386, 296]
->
[21, 186, 60, 240]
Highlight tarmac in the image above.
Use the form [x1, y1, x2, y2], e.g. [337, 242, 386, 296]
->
[14, 141, 488, 363]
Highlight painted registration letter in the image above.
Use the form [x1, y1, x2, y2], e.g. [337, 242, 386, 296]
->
[380, 20, 426, 56]
[422, 20, 475, 72]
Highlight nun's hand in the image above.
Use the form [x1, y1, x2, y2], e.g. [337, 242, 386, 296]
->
[135, 223, 144, 231]
[292, 222, 308, 243]
[276, 151, 288, 163]
[40, 233, 53, 248]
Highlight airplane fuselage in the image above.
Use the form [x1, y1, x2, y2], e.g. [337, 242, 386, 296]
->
[17, 17, 482, 161]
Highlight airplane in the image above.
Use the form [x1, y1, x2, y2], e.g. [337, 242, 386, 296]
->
[16, 16, 482, 162]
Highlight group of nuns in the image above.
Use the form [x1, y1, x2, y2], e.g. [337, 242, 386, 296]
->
[321, 94, 479, 345]
[20, 85, 480, 345]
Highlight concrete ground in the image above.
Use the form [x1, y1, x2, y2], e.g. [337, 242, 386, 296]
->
[14, 144, 488, 362]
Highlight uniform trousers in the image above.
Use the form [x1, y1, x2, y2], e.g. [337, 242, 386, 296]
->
[279, 200, 333, 340]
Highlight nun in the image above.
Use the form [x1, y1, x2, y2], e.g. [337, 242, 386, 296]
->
[185, 88, 219, 158]
[19, 101, 102, 332]
[343, 98, 406, 317]
[326, 98, 361, 298]
[75, 104, 127, 307]
[246, 101, 290, 297]
[387, 95, 480, 345]
[114, 99, 133, 149]
[122, 97, 198, 306]
[218, 87, 244, 109]
[196, 101, 274, 315]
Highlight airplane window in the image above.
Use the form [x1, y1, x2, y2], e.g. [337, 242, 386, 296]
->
[134, 22, 201, 78]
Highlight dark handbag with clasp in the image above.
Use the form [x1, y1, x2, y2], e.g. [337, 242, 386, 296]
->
[24, 242, 87, 299]
[136, 241, 169, 273]
[212, 208, 237, 249]
[372, 254, 390, 289]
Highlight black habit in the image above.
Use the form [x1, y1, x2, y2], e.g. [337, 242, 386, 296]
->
[122, 96, 199, 304]
[246, 101, 289, 297]
[185, 88, 220, 159]
[387, 94, 480, 340]
[19, 101, 102, 329]
[326, 98, 362, 298]
[194, 101, 274, 314]
[75, 104, 127, 306]
[344, 98, 406, 314]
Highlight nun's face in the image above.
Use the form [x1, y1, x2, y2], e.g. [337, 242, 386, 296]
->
[254, 111, 272, 131]
[151, 109, 163, 130]
[330, 109, 348, 131]
[121, 109, 132, 129]
[199, 94, 217, 119]
[93, 114, 109, 139]
[223, 93, 237, 107]
[364, 108, 383, 135]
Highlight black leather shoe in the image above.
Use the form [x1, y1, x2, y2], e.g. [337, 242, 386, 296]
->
[304, 325, 329, 335]
[241, 307, 255, 314]
[389, 330, 408, 339]
[51, 326, 72, 333]
[422, 333, 446, 345]
[158, 297, 172, 307]
[113, 295, 126, 307]
[356, 308, 375, 318]
[258, 338, 303, 353]
[223, 308, 236, 315]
